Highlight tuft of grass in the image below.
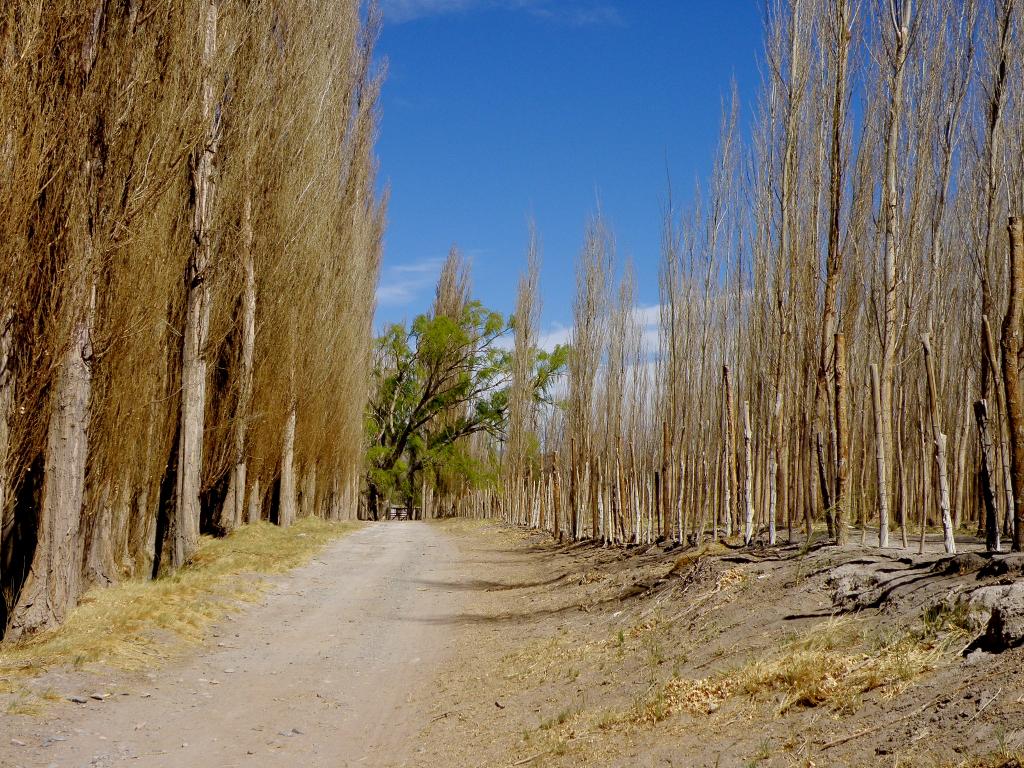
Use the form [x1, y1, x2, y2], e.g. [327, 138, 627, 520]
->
[6, 694, 44, 715]
[540, 707, 575, 730]
[623, 614, 966, 728]
[669, 542, 729, 575]
[730, 616, 959, 713]
[0, 519, 360, 681]
[942, 753, 1024, 768]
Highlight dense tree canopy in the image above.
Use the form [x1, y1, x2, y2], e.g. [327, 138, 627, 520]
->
[366, 297, 566, 518]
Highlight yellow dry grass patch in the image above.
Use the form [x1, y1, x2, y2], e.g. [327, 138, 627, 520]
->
[669, 541, 729, 575]
[0, 519, 360, 680]
[433, 517, 495, 531]
[629, 616, 963, 725]
[942, 753, 1024, 768]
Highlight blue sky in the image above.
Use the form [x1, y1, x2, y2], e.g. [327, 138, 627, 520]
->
[373, 0, 764, 345]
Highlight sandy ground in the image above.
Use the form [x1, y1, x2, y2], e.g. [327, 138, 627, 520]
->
[409, 523, 1024, 768]
[3, 520, 1024, 768]
[0, 522, 463, 768]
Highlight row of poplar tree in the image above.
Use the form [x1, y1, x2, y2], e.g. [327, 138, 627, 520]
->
[0, 1, 384, 639]
[452, 0, 1024, 556]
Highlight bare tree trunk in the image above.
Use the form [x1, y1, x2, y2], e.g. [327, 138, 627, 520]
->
[895, 405, 909, 547]
[816, 433, 833, 536]
[918, 411, 928, 555]
[660, 421, 671, 541]
[1004, 217, 1024, 551]
[815, 0, 853, 523]
[228, 193, 255, 530]
[247, 477, 262, 524]
[300, 462, 317, 519]
[769, 392, 782, 546]
[551, 454, 562, 542]
[975, 399, 1001, 552]
[983, 317, 1015, 538]
[0, 314, 12, 572]
[130, 483, 159, 577]
[768, 451, 778, 546]
[279, 405, 297, 527]
[954, 411, 969, 530]
[722, 367, 737, 538]
[743, 400, 754, 545]
[834, 333, 850, 545]
[922, 333, 956, 553]
[173, 0, 220, 567]
[870, 364, 890, 547]
[6, 288, 95, 638]
[86, 485, 115, 586]
[879, 2, 912, 542]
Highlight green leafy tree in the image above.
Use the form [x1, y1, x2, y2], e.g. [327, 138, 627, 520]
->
[366, 300, 566, 518]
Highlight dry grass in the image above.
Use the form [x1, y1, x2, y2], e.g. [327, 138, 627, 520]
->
[941, 754, 1024, 768]
[0, 519, 360, 680]
[668, 541, 730, 575]
[629, 615, 965, 725]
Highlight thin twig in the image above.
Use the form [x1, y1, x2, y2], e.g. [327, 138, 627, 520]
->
[511, 750, 549, 766]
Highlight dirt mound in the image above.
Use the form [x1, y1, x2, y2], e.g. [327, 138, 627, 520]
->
[416, 526, 1024, 768]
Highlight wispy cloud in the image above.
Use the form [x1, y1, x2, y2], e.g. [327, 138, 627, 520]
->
[527, 3, 622, 26]
[632, 304, 661, 357]
[375, 256, 444, 307]
[537, 322, 572, 352]
[380, 0, 621, 26]
[381, 0, 476, 23]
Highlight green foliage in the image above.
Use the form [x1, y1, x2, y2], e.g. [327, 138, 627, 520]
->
[365, 300, 565, 511]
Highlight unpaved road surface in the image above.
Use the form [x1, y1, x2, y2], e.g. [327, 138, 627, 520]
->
[5, 520, 1017, 768]
[0, 522, 462, 768]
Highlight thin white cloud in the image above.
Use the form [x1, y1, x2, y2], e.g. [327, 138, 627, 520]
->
[381, 0, 477, 23]
[528, 4, 622, 26]
[380, 0, 621, 25]
[631, 304, 661, 328]
[532, 306, 657, 355]
[495, 320, 570, 353]
[538, 322, 572, 352]
[375, 256, 445, 307]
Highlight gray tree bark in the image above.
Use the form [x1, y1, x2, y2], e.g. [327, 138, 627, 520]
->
[922, 333, 956, 554]
[247, 477, 262, 524]
[1004, 217, 1024, 551]
[871, 364, 890, 547]
[743, 400, 754, 545]
[173, 0, 219, 567]
[279, 405, 297, 527]
[879, 1, 912, 543]
[0, 313, 12, 577]
[6, 287, 95, 639]
[975, 399, 1001, 552]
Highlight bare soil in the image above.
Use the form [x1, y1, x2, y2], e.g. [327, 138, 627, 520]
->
[0, 522, 463, 767]
[414, 522, 1024, 768]
[3, 521, 1024, 768]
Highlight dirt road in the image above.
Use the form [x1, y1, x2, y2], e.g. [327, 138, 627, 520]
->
[1, 522, 463, 768]
[4, 520, 1018, 768]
